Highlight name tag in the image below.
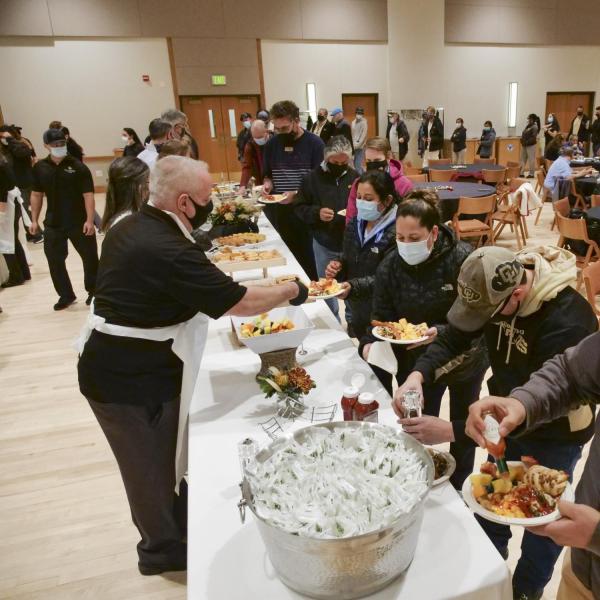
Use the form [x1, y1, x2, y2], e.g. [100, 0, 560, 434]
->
[441, 283, 453, 291]
[370, 247, 379, 254]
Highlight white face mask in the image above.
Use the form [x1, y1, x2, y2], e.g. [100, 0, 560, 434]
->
[396, 233, 432, 265]
[50, 145, 68, 158]
[121, 135, 130, 143]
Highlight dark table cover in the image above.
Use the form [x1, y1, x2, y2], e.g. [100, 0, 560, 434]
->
[587, 207, 600, 220]
[413, 182, 497, 221]
[575, 176, 600, 197]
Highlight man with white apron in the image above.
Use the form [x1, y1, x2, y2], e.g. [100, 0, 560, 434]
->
[76, 156, 308, 575]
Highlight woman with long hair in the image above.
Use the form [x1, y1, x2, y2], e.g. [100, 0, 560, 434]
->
[101, 157, 149, 231]
[122, 127, 144, 157]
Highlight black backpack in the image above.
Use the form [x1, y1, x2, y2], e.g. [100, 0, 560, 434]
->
[564, 208, 600, 255]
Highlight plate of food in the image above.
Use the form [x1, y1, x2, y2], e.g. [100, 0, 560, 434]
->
[240, 313, 295, 338]
[371, 319, 429, 344]
[461, 459, 574, 526]
[258, 194, 287, 204]
[214, 232, 267, 247]
[308, 278, 344, 300]
[427, 448, 456, 487]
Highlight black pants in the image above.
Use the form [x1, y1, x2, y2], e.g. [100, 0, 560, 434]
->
[43, 225, 98, 300]
[3, 205, 30, 284]
[263, 204, 317, 280]
[87, 396, 187, 567]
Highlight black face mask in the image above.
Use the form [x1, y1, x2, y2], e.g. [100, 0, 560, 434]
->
[328, 163, 347, 177]
[317, 115, 326, 122]
[365, 159, 387, 172]
[154, 143, 164, 153]
[577, 111, 583, 116]
[187, 198, 213, 230]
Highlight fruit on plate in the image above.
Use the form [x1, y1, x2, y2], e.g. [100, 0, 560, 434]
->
[308, 278, 342, 297]
[240, 313, 295, 338]
[371, 319, 428, 341]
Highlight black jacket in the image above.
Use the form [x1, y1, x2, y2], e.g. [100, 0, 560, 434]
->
[338, 214, 397, 339]
[333, 120, 354, 152]
[123, 142, 144, 158]
[425, 116, 444, 152]
[236, 128, 251, 161]
[311, 120, 336, 144]
[544, 122, 560, 146]
[414, 285, 598, 446]
[450, 126, 467, 152]
[1, 138, 34, 188]
[592, 117, 600, 145]
[476, 128, 496, 158]
[386, 121, 410, 158]
[521, 122, 539, 147]
[569, 114, 591, 142]
[294, 164, 356, 251]
[359, 225, 472, 372]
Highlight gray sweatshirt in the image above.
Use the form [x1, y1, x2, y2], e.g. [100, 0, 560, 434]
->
[351, 118, 368, 150]
[511, 331, 600, 595]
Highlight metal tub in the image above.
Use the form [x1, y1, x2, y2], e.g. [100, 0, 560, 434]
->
[239, 421, 434, 599]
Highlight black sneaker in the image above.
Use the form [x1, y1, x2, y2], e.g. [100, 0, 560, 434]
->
[85, 293, 93, 306]
[1, 279, 25, 288]
[138, 561, 187, 576]
[53, 297, 76, 311]
[513, 589, 543, 600]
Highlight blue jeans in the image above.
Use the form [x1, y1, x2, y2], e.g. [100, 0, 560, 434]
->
[354, 149, 365, 174]
[476, 438, 583, 596]
[312, 238, 341, 320]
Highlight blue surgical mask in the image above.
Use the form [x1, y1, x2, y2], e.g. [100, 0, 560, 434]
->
[356, 199, 382, 222]
[50, 145, 68, 158]
[243, 120, 252, 129]
[396, 234, 432, 265]
[483, 127, 491, 132]
[255, 137, 267, 146]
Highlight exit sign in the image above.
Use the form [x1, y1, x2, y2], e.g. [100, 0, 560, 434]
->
[211, 74, 227, 86]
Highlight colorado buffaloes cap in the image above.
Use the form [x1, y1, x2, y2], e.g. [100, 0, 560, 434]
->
[447, 247, 524, 332]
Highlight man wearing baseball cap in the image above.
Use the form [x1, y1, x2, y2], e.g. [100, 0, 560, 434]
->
[351, 107, 368, 174]
[30, 128, 98, 310]
[395, 245, 598, 600]
[330, 107, 354, 153]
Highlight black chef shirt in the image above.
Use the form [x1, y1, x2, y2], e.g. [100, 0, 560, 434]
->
[78, 203, 247, 405]
[32, 155, 94, 228]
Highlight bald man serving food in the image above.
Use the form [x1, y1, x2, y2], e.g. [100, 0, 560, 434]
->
[76, 156, 307, 575]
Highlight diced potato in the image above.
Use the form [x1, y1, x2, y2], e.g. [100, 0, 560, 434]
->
[472, 484, 487, 499]
[492, 478, 513, 494]
[470, 473, 493, 487]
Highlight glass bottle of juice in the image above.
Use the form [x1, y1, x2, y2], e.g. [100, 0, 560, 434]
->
[341, 386, 360, 421]
[354, 392, 379, 423]
[483, 414, 509, 476]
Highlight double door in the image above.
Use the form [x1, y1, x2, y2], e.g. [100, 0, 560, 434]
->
[545, 92, 595, 139]
[181, 95, 260, 181]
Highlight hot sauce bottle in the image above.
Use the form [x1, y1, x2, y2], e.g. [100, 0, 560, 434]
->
[341, 386, 360, 421]
[483, 414, 509, 477]
[354, 392, 379, 423]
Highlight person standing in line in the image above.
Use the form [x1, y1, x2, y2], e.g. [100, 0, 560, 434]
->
[591, 106, 600, 157]
[422, 106, 444, 167]
[330, 108, 354, 152]
[262, 100, 324, 280]
[450, 118, 467, 164]
[351, 108, 368, 174]
[161, 109, 200, 160]
[386, 112, 410, 160]
[235, 112, 253, 162]
[543, 113, 560, 148]
[137, 119, 173, 169]
[568, 106, 591, 152]
[29, 128, 99, 310]
[311, 108, 335, 144]
[121, 128, 144, 158]
[476, 121, 496, 160]
[520, 114, 539, 178]
[239, 120, 270, 195]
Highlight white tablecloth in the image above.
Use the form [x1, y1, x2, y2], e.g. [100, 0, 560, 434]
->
[188, 217, 512, 600]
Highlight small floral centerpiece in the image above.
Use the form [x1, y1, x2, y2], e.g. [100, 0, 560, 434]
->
[208, 200, 259, 239]
[258, 366, 316, 418]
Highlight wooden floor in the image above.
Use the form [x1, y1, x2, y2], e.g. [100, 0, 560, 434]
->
[0, 195, 587, 599]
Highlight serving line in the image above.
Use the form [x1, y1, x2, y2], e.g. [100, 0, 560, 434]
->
[188, 215, 511, 599]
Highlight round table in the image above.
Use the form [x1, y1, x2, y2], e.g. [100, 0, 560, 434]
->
[413, 181, 497, 221]
[428, 163, 506, 175]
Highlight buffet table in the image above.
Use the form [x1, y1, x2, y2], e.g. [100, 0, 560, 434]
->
[188, 215, 512, 600]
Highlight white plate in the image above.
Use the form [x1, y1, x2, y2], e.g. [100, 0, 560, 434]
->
[308, 289, 345, 301]
[429, 450, 457, 487]
[461, 461, 574, 527]
[258, 194, 286, 204]
[372, 326, 429, 345]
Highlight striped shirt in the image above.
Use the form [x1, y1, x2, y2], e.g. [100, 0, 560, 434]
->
[263, 130, 324, 193]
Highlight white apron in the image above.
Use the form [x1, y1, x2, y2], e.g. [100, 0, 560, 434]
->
[0, 187, 31, 254]
[75, 208, 211, 493]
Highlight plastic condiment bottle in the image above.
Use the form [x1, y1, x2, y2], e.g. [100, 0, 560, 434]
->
[341, 386, 360, 421]
[483, 414, 509, 476]
[354, 392, 379, 423]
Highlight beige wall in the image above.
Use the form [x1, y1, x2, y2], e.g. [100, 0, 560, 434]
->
[388, 0, 600, 163]
[261, 40, 389, 136]
[0, 37, 175, 186]
[445, 0, 600, 45]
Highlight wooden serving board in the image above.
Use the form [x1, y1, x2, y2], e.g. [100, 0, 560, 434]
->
[213, 255, 287, 277]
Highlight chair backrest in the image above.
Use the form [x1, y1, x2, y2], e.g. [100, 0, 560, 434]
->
[504, 165, 521, 182]
[553, 197, 570, 218]
[456, 195, 497, 217]
[507, 161, 520, 168]
[592, 195, 600, 208]
[407, 173, 427, 183]
[474, 158, 495, 164]
[509, 177, 529, 192]
[556, 213, 591, 244]
[404, 166, 422, 176]
[428, 158, 451, 166]
[482, 168, 507, 184]
[583, 261, 600, 316]
[429, 169, 454, 182]
[536, 156, 545, 168]
[536, 171, 546, 188]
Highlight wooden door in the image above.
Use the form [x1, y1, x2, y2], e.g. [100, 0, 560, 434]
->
[342, 93, 378, 139]
[180, 95, 260, 181]
[545, 92, 595, 137]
